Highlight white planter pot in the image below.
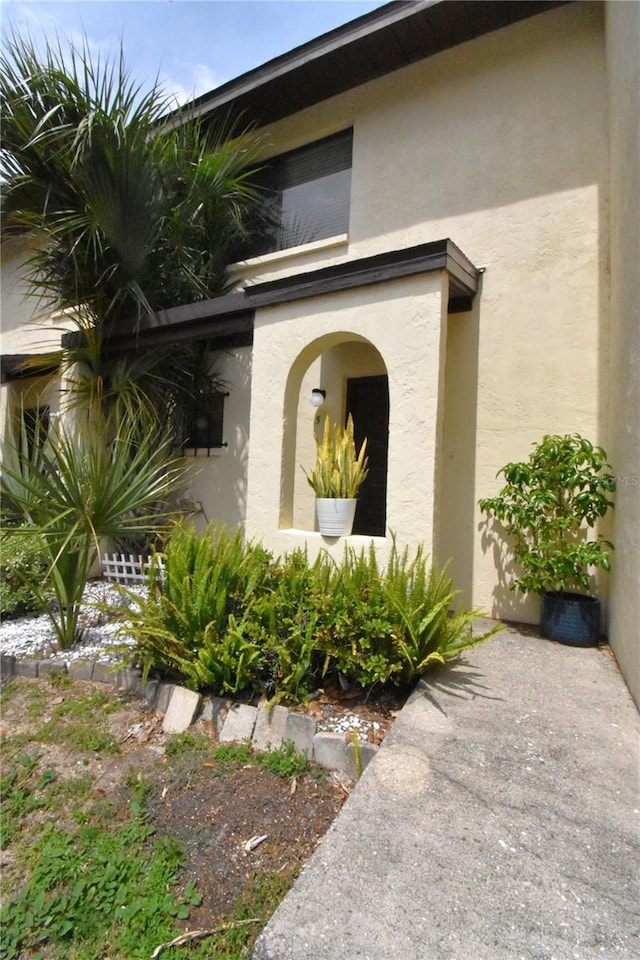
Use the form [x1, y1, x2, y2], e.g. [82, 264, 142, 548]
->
[315, 498, 357, 537]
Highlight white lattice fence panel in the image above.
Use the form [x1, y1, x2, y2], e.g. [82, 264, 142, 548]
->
[101, 553, 164, 585]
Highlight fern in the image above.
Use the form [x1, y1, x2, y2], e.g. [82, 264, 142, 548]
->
[118, 523, 272, 692]
[115, 523, 497, 700]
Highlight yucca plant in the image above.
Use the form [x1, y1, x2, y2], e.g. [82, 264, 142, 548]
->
[0, 413, 184, 649]
[304, 414, 369, 498]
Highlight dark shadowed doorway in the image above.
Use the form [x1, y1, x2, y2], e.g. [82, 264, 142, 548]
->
[346, 375, 389, 536]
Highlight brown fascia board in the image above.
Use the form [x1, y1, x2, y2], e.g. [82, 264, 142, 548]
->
[83, 239, 478, 352]
[171, 0, 570, 130]
[243, 239, 479, 308]
[61, 293, 254, 352]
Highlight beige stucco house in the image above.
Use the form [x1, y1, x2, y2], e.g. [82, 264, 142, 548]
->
[1, 0, 638, 703]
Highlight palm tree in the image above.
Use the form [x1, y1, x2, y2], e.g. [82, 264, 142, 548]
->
[1, 32, 263, 329]
[1, 32, 265, 428]
[0, 33, 265, 647]
[1, 414, 185, 648]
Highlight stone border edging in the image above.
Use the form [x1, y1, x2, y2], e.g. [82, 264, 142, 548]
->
[0, 654, 377, 781]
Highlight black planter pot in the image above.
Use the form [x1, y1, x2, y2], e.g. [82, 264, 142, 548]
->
[541, 592, 601, 647]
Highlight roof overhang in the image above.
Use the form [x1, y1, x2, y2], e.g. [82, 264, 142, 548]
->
[61, 294, 254, 354]
[173, 0, 570, 129]
[62, 238, 478, 352]
[244, 239, 478, 312]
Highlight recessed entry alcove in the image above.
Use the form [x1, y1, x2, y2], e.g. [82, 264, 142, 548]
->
[281, 333, 389, 538]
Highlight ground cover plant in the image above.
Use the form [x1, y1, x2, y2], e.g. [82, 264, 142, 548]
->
[119, 523, 497, 702]
[0, 676, 344, 959]
[0, 527, 49, 618]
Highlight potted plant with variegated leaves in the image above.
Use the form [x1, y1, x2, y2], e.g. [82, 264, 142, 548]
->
[303, 414, 369, 537]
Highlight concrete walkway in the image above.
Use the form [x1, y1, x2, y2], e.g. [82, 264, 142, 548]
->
[253, 625, 639, 960]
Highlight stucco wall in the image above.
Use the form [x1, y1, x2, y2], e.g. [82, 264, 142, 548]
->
[1, 239, 71, 353]
[177, 346, 253, 532]
[244, 272, 448, 564]
[1, 240, 72, 447]
[235, 2, 609, 626]
[3, 4, 630, 683]
[605, 0, 640, 706]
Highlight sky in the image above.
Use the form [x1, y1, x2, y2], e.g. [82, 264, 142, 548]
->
[1, 0, 390, 105]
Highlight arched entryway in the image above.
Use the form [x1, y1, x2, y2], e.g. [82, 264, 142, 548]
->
[283, 334, 389, 538]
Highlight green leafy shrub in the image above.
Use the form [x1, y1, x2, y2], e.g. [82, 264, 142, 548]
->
[249, 549, 328, 700]
[312, 541, 495, 688]
[0, 527, 49, 617]
[479, 434, 615, 594]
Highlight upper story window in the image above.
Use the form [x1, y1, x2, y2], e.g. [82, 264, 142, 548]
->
[246, 129, 353, 257]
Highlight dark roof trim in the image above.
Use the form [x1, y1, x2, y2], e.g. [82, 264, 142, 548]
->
[102, 313, 254, 354]
[173, 0, 570, 129]
[122, 292, 250, 333]
[244, 239, 478, 309]
[0, 353, 60, 384]
[60, 239, 477, 352]
[61, 293, 254, 352]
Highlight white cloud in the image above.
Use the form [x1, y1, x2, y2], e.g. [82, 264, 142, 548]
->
[160, 62, 226, 107]
[3, 3, 126, 76]
[192, 63, 225, 98]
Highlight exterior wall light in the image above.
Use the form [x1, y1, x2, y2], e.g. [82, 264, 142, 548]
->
[309, 388, 326, 408]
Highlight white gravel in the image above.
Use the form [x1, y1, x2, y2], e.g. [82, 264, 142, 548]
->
[0, 579, 141, 665]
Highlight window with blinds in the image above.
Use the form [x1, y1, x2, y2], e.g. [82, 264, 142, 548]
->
[246, 129, 353, 256]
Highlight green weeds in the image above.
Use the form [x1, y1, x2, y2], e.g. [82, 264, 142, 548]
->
[0, 817, 200, 959]
[211, 740, 313, 779]
[162, 737, 313, 783]
[8, 688, 121, 756]
[164, 731, 213, 758]
[0, 703, 318, 960]
[0, 753, 57, 848]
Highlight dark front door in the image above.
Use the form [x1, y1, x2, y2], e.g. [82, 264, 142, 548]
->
[346, 375, 389, 537]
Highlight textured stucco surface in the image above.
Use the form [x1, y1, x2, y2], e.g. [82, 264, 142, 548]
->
[178, 347, 253, 532]
[244, 272, 448, 564]
[605, 0, 640, 707]
[238, 2, 609, 625]
[2, 3, 637, 698]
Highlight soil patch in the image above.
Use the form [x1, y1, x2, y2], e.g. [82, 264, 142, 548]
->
[0, 675, 399, 955]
